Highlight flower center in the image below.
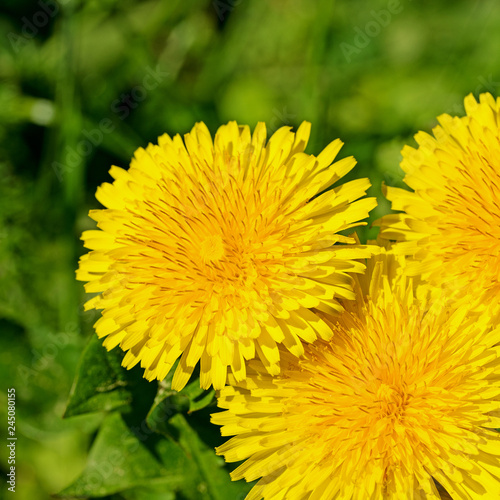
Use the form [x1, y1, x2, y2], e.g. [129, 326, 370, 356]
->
[200, 234, 225, 263]
[376, 383, 405, 418]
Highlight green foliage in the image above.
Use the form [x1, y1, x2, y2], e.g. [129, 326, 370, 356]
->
[59, 411, 251, 499]
[59, 337, 250, 499]
[64, 335, 134, 417]
[58, 412, 175, 498]
[148, 377, 216, 418]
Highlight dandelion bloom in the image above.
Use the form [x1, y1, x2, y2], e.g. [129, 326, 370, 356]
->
[76, 121, 376, 390]
[378, 93, 500, 300]
[213, 250, 500, 499]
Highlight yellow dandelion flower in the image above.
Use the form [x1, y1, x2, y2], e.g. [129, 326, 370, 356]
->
[378, 93, 500, 300]
[76, 121, 376, 390]
[213, 250, 500, 499]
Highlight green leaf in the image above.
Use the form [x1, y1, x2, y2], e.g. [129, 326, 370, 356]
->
[120, 486, 176, 500]
[142, 379, 253, 499]
[146, 376, 216, 425]
[58, 411, 252, 500]
[64, 334, 157, 418]
[57, 412, 186, 498]
[166, 413, 253, 500]
[147, 405, 254, 500]
[64, 334, 131, 418]
[184, 380, 216, 413]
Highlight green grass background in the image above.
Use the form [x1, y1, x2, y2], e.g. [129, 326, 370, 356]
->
[1, 0, 500, 498]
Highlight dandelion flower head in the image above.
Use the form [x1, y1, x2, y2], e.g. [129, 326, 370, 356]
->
[213, 249, 500, 499]
[378, 93, 500, 301]
[77, 121, 376, 390]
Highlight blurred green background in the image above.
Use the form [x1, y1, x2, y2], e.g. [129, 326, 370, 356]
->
[1, 0, 499, 498]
